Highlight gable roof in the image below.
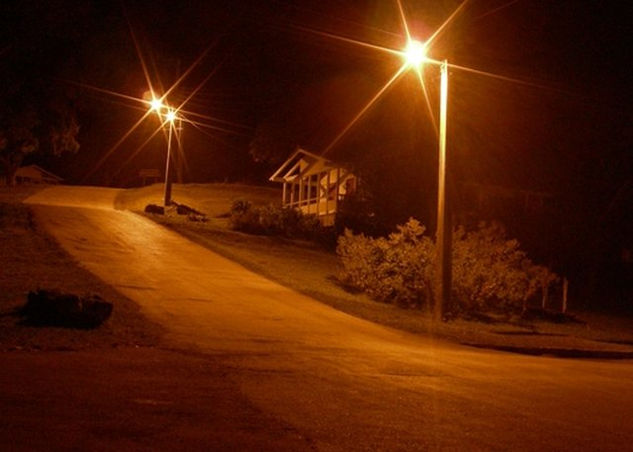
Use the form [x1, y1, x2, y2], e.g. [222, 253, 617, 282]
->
[269, 148, 345, 183]
[16, 165, 63, 182]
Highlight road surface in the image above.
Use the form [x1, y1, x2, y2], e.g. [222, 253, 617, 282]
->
[16, 186, 633, 450]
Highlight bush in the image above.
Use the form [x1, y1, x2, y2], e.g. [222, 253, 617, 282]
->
[337, 218, 434, 308]
[229, 200, 334, 245]
[335, 192, 389, 238]
[229, 200, 262, 233]
[337, 219, 559, 315]
[452, 222, 558, 313]
[230, 199, 252, 216]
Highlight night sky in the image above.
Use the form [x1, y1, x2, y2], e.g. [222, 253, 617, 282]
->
[2, 0, 629, 182]
[2, 0, 632, 297]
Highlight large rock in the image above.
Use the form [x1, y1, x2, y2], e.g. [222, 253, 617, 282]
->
[22, 290, 113, 329]
[144, 204, 165, 215]
[174, 202, 208, 222]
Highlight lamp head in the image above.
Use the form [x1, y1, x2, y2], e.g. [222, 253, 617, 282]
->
[165, 108, 177, 123]
[150, 98, 163, 111]
[404, 39, 427, 67]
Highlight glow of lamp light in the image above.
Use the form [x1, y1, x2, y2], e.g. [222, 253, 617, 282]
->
[150, 98, 163, 111]
[404, 39, 427, 67]
[165, 109, 176, 122]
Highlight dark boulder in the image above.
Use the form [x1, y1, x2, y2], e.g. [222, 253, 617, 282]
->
[144, 204, 165, 215]
[174, 202, 208, 222]
[22, 290, 113, 329]
[188, 213, 208, 222]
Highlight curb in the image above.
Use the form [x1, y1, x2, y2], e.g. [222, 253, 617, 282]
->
[462, 343, 633, 360]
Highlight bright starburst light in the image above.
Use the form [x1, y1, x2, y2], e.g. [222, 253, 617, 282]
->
[150, 98, 163, 112]
[77, 10, 251, 183]
[404, 40, 427, 68]
[165, 108, 177, 123]
[315, 0, 546, 155]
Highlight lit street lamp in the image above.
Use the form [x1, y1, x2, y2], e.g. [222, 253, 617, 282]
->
[163, 107, 176, 207]
[149, 97, 178, 207]
[403, 40, 451, 321]
[315, 1, 496, 319]
[436, 59, 451, 321]
[150, 98, 163, 112]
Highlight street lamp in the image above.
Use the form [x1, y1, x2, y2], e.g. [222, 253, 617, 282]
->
[312, 0, 480, 319]
[162, 107, 176, 207]
[403, 40, 451, 321]
[148, 97, 177, 207]
[150, 98, 163, 112]
[404, 39, 427, 68]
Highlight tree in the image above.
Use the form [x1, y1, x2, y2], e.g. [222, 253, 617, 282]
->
[248, 116, 298, 168]
[0, 91, 79, 185]
[0, 0, 84, 185]
[0, 107, 39, 185]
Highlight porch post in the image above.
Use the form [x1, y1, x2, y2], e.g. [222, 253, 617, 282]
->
[282, 182, 287, 207]
[299, 176, 304, 208]
[316, 173, 321, 216]
[306, 175, 312, 215]
[326, 170, 331, 216]
[290, 181, 295, 206]
[334, 167, 340, 213]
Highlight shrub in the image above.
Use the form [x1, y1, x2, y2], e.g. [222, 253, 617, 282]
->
[335, 192, 389, 238]
[452, 223, 526, 312]
[337, 218, 434, 308]
[452, 222, 560, 313]
[229, 199, 264, 234]
[337, 219, 559, 315]
[229, 200, 335, 244]
[230, 199, 252, 216]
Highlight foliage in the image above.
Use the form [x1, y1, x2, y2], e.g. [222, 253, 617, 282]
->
[0, 86, 79, 185]
[451, 222, 558, 312]
[337, 219, 434, 308]
[337, 219, 559, 315]
[229, 199, 252, 216]
[0, 107, 39, 182]
[229, 200, 334, 245]
[248, 119, 297, 167]
[0, 13, 81, 186]
[334, 190, 390, 238]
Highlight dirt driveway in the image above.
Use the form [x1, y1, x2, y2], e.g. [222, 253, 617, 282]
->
[4, 185, 632, 451]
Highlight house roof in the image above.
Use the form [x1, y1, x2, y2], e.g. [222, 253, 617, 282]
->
[269, 148, 345, 183]
[16, 165, 64, 182]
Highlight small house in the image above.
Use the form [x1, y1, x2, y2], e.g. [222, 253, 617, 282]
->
[13, 165, 63, 185]
[139, 168, 161, 186]
[269, 148, 357, 226]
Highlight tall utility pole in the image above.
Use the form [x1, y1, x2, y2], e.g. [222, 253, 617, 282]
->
[163, 118, 174, 207]
[435, 60, 452, 321]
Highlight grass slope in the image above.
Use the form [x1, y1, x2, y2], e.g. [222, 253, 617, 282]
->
[114, 182, 280, 216]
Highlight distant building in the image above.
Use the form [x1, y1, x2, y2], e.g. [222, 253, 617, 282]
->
[5, 165, 64, 185]
[138, 168, 161, 186]
[269, 148, 357, 226]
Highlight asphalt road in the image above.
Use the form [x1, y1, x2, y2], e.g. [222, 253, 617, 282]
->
[19, 186, 633, 451]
